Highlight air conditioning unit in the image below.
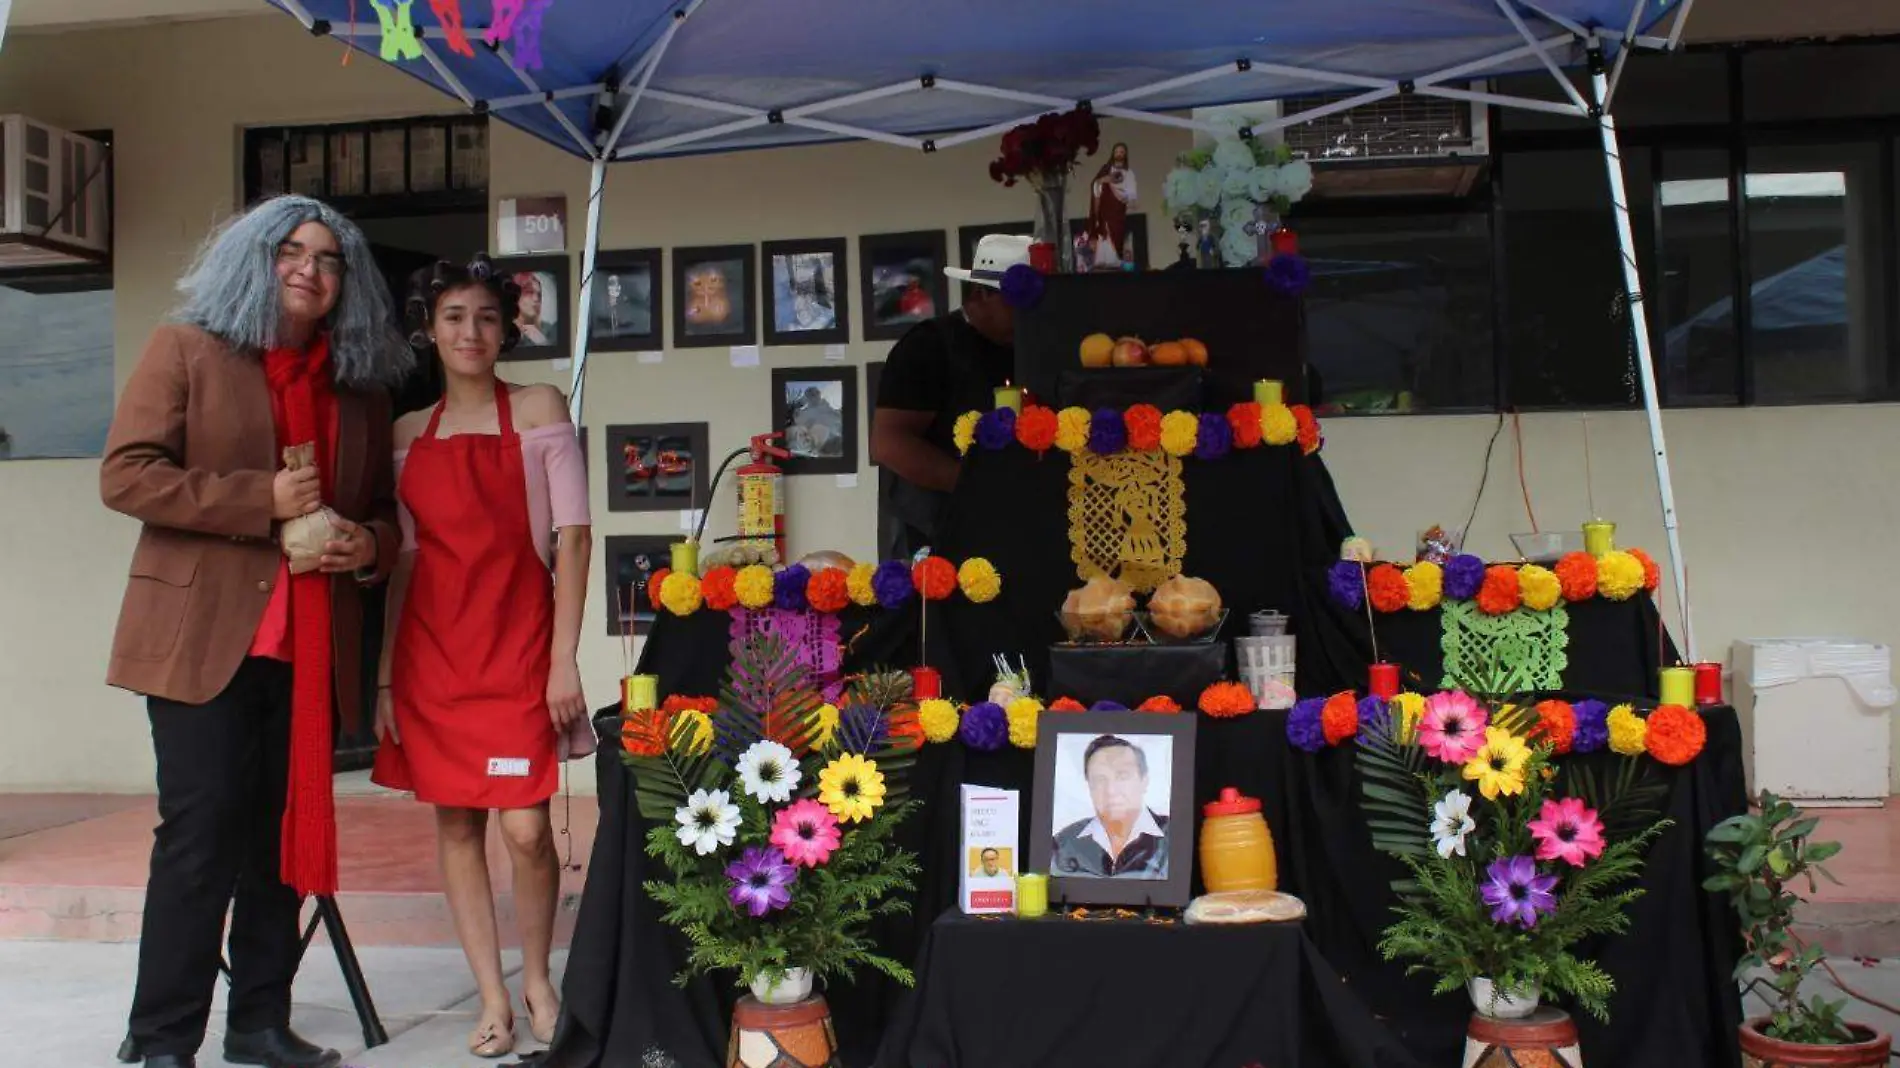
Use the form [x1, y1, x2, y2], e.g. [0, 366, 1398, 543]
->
[1, 116, 112, 271]
[1195, 89, 1491, 200]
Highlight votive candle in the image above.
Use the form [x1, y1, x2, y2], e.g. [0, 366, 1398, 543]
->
[1582, 520, 1616, 557]
[910, 666, 942, 701]
[1015, 873, 1049, 919]
[670, 540, 699, 578]
[1694, 662, 1724, 706]
[994, 384, 1024, 414]
[1659, 666, 1695, 708]
[623, 674, 658, 713]
[1253, 379, 1285, 407]
[1368, 662, 1400, 701]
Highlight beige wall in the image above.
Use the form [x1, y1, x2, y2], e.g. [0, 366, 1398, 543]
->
[2, 15, 1897, 794]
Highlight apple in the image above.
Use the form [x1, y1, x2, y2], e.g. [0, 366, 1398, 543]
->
[1110, 337, 1149, 368]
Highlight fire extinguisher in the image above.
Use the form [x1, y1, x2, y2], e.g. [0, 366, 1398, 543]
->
[735, 431, 791, 563]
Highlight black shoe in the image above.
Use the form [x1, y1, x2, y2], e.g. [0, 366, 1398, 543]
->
[222, 1027, 340, 1068]
[141, 1056, 195, 1068]
[116, 1034, 140, 1063]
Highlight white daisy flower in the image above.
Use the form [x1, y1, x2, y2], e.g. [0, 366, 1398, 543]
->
[1430, 789, 1477, 859]
[675, 788, 741, 856]
[735, 740, 801, 804]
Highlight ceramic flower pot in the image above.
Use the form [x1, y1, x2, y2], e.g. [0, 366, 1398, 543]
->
[728, 990, 838, 1068]
[1739, 1019, 1891, 1068]
[748, 966, 814, 1006]
[1463, 1006, 1579, 1068]
[1467, 977, 1541, 1019]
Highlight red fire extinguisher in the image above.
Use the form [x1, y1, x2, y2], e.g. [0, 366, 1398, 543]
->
[736, 431, 791, 563]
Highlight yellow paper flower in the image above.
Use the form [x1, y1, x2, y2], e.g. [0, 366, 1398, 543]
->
[673, 709, 714, 755]
[1260, 403, 1297, 446]
[818, 752, 887, 824]
[918, 699, 960, 743]
[1392, 691, 1427, 745]
[957, 558, 1002, 603]
[1005, 697, 1043, 749]
[1055, 407, 1092, 453]
[1403, 561, 1443, 611]
[1607, 703, 1647, 756]
[952, 411, 980, 456]
[659, 572, 703, 616]
[1518, 564, 1561, 611]
[846, 562, 878, 606]
[811, 703, 841, 751]
[1596, 550, 1645, 601]
[734, 564, 776, 610]
[1159, 411, 1200, 458]
[1462, 726, 1531, 800]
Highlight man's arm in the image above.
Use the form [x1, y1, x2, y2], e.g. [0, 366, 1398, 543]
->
[870, 407, 960, 493]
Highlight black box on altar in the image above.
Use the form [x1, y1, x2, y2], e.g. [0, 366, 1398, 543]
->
[1047, 643, 1227, 708]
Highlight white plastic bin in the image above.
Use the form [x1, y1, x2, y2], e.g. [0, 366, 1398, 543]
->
[1732, 638, 1896, 806]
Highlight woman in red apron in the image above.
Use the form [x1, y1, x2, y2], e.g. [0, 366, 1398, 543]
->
[371, 256, 592, 1057]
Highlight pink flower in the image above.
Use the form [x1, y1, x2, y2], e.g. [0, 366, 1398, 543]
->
[769, 799, 842, 868]
[1417, 691, 1488, 765]
[1528, 797, 1606, 868]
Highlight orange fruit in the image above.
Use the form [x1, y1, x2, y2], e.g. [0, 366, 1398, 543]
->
[1180, 338, 1209, 367]
[1078, 333, 1115, 369]
[1150, 341, 1187, 367]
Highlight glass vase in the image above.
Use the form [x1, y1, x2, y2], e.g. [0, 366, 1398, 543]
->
[1032, 172, 1071, 274]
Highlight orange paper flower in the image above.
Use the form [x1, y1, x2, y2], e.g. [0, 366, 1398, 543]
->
[1629, 547, 1662, 592]
[1049, 697, 1086, 712]
[1226, 402, 1264, 449]
[886, 709, 925, 751]
[806, 568, 851, 613]
[1321, 691, 1359, 744]
[1529, 699, 1577, 755]
[1291, 405, 1321, 455]
[1644, 704, 1707, 766]
[912, 556, 959, 601]
[701, 566, 739, 611]
[1015, 404, 1059, 454]
[1124, 404, 1164, 452]
[1137, 695, 1183, 714]
[1475, 565, 1523, 616]
[1199, 682, 1256, 719]
[1367, 563, 1411, 613]
[1554, 552, 1598, 602]
[646, 568, 671, 611]
[620, 709, 669, 757]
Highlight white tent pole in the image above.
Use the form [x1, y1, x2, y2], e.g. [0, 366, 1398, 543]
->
[1666, 0, 1699, 50]
[1603, 0, 1648, 107]
[567, 157, 609, 427]
[1587, 43, 1695, 662]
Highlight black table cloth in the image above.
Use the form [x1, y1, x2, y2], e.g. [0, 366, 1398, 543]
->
[877, 912, 1420, 1068]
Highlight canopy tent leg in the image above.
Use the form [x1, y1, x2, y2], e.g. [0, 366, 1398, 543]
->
[567, 156, 608, 426]
[1587, 43, 1695, 662]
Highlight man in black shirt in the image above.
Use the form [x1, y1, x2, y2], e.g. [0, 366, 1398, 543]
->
[869, 234, 1029, 561]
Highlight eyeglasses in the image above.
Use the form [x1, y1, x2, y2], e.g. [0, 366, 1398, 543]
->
[276, 241, 348, 278]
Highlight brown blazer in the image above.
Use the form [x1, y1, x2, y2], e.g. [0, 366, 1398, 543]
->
[100, 323, 399, 731]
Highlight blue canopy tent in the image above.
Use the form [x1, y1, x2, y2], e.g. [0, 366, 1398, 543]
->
[261, 0, 1701, 655]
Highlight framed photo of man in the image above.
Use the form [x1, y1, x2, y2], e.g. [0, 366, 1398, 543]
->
[497, 254, 571, 363]
[770, 365, 858, 476]
[590, 248, 662, 352]
[1028, 710, 1196, 908]
[672, 244, 757, 349]
[762, 238, 850, 347]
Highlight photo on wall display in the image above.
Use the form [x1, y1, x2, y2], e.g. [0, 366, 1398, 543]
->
[1028, 710, 1196, 907]
[605, 422, 709, 513]
[672, 244, 756, 348]
[770, 365, 858, 476]
[858, 230, 948, 341]
[604, 534, 675, 636]
[762, 238, 850, 347]
[497, 255, 570, 363]
[589, 248, 662, 351]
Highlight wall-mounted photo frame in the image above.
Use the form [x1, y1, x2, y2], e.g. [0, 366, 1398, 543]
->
[858, 230, 948, 342]
[496, 254, 571, 363]
[770, 365, 859, 476]
[590, 248, 662, 352]
[604, 422, 710, 513]
[762, 238, 850, 347]
[1028, 710, 1197, 908]
[672, 244, 757, 349]
[604, 534, 676, 636]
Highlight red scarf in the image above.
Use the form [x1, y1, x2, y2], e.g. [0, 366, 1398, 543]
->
[264, 336, 339, 897]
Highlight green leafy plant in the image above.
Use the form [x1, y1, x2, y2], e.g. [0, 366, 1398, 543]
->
[1703, 791, 1855, 1045]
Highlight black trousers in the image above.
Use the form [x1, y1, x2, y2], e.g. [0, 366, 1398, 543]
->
[129, 657, 304, 1056]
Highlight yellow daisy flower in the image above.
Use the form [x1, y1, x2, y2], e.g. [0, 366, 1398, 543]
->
[1462, 726, 1531, 800]
[818, 752, 887, 824]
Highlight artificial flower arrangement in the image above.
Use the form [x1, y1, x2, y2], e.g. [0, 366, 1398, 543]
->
[1287, 692, 1711, 768]
[987, 106, 1101, 188]
[648, 556, 1003, 619]
[1328, 548, 1663, 616]
[1162, 132, 1314, 269]
[954, 401, 1322, 460]
[626, 637, 923, 994]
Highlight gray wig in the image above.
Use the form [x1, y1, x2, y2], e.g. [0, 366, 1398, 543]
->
[171, 195, 414, 389]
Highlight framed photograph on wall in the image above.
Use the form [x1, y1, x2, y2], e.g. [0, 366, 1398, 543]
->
[958, 222, 1029, 271]
[672, 244, 756, 349]
[496, 255, 571, 363]
[858, 230, 948, 341]
[604, 534, 675, 636]
[604, 422, 710, 513]
[762, 238, 850, 347]
[770, 365, 858, 476]
[590, 248, 662, 352]
[1028, 710, 1196, 908]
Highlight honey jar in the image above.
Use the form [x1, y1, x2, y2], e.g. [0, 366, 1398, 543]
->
[1199, 787, 1277, 893]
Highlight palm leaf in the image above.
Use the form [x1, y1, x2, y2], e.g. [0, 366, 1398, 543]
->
[717, 633, 823, 761]
[1354, 705, 1432, 861]
[627, 714, 718, 823]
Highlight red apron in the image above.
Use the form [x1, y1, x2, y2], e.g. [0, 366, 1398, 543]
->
[372, 380, 556, 809]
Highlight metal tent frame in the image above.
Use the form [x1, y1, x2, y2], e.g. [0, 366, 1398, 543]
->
[268, 0, 1699, 658]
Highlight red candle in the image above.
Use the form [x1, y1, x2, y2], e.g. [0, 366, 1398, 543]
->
[1694, 662, 1723, 706]
[910, 666, 942, 702]
[1368, 662, 1400, 700]
[1270, 226, 1300, 257]
[1027, 242, 1057, 274]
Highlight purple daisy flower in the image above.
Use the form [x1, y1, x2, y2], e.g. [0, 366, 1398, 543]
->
[976, 407, 1018, 452]
[773, 564, 812, 612]
[1193, 412, 1233, 461]
[1571, 699, 1610, 754]
[1328, 560, 1366, 610]
[958, 702, 1008, 752]
[1088, 408, 1128, 455]
[1443, 554, 1486, 600]
[1480, 855, 1558, 929]
[871, 560, 914, 610]
[726, 846, 797, 918]
[1287, 697, 1327, 753]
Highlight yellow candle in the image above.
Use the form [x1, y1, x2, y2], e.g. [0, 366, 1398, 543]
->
[670, 540, 699, 578]
[623, 674, 658, 713]
[1253, 379, 1284, 406]
[1659, 666, 1695, 708]
[1582, 520, 1616, 557]
[1015, 873, 1048, 919]
[994, 384, 1024, 414]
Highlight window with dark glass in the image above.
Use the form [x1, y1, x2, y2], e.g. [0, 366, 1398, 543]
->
[1655, 148, 1739, 405]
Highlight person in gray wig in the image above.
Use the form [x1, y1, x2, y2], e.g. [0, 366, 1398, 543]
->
[100, 195, 411, 1068]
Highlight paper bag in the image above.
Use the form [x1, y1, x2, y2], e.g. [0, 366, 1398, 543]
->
[278, 443, 343, 576]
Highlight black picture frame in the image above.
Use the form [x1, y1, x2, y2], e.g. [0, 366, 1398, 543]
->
[958, 222, 1029, 270]
[604, 534, 675, 637]
[770, 365, 859, 476]
[761, 238, 851, 347]
[1028, 710, 1197, 908]
[589, 248, 663, 352]
[858, 230, 948, 342]
[671, 244, 757, 348]
[604, 422, 710, 513]
[496, 254, 571, 363]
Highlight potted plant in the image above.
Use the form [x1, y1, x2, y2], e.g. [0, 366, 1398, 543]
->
[1704, 791, 1891, 1068]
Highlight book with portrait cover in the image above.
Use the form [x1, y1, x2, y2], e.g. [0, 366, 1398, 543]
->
[959, 784, 1020, 914]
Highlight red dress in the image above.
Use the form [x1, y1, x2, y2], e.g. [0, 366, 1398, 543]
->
[372, 381, 556, 808]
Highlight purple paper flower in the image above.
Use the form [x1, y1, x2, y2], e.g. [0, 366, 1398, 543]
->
[872, 560, 914, 610]
[1000, 263, 1046, 309]
[976, 407, 1018, 452]
[1443, 554, 1486, 600]
[773, 564, 812, 612]
[838, 704, 889, 753]
[1193, 412, 1233, 461]
[1357, 695, 1389, 734]
[1287, 697, 1327, 753]
[1089, 700, 1128, 712]
[725, 846, 797, 918]
[1088, 408, 1127, 455]
[1328, 560, 1366, 610]
[1264, 253, 1312, 297]
[1481, 855, 1558, 929]
[1571, 699, 1610, 754]
[958, 702, 1008, 751]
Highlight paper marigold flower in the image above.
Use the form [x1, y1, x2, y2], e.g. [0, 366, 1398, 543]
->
[1529, 699, 1577, 755]
[1644, 704, 1706, 766]
[805, 568, 850, 613]
[912, 556, 958, 601]
[659, 571, 703, 616]
[1136, 695, 1182, 714]
[1005, 697, 1042, 749]
[917, 699, 960, 743]
[1015, 404, 1059, 454]
[700, 566, 739, 611]
[1475, 565, 1522, 616]
[1554, 552, 1598, 602]
[1159, 410, 1200, 458]
[957, 558, 1002, 603]
[1607, 703, 1647, 756]
[1596, 550, 1645, 601]
[1321, 691, 1360, 745]
[1055, 406, 1092, 453]
[845, 563, 879, 607]
[1366, 563, 1411, 613]
[1227, 402, 1264, 449]
[1629, 547, 1663, 592]
[1292, 404, 1321, 454]
[1199, 682, 1256, 719]
[1124, 404, 1164, 452]
[1049, 696, 1086, 712]
[735, 564, 776, 610]
[1260, 403, 1297, 446]
[1518, 564, 1562, 612]
[1403, 561, 1443, 611]
[646, 567, 671, 611]
[952, 411, 980, 456]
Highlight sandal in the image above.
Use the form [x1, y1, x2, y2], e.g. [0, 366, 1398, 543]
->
[469, 1017, 516, 1058]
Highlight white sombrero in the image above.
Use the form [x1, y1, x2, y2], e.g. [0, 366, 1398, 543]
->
[944, 233, 1035, 290]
